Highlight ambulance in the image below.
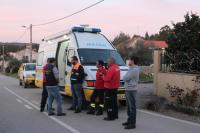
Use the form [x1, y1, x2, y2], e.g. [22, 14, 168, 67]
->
[35, 27, 128, 105]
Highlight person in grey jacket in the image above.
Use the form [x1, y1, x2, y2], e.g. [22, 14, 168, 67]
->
[122, 56, 140, 129]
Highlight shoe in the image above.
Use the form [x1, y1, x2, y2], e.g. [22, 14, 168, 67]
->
[87, 110, 95, 115]
[74, 109, 81, 113]
[87, 108, 95, 115]
[68, 107, 75, 111]
[103, 117, 115, 121]
[48, 112, 55, 116]
[40, 108, 44, 112]
[122, 121, 129, 126]
[96, 110, 103, 116]
[124, 124, 136, 129]
[57, 113, 66, 116]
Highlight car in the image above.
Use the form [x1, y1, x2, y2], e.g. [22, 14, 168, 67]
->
[18, 63, 36, 88]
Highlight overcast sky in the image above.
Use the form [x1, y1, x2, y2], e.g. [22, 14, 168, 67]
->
[0, 0, 200, 43]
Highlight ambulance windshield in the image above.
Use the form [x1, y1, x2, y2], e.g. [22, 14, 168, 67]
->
[78, 49, 125, 66]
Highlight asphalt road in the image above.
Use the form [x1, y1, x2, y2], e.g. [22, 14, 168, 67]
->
[0, 74, 200, 133]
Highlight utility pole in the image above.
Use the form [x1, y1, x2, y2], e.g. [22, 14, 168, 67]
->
[30, 24, 32, 63]
[22, 24, 33, 63]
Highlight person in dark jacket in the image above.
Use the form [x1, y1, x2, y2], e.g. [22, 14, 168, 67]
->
[87, 60, 106, 115]
[45, 58, 66, 116]
[103, 57, 120, 121]
[69, 56, 85, 113]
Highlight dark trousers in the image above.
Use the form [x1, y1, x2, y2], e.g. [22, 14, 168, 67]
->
[40, 83, 48, 110]
[105, 89, 118, 119]
[71, 84, 83, 110]
[90, 89, 105, 106]
[126, 91, 137, 125]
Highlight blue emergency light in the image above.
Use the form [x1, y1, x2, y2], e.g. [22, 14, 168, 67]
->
[72, 27, 101, 33]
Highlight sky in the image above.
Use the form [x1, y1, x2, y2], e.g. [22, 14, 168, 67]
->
[0, 0, 200, 43]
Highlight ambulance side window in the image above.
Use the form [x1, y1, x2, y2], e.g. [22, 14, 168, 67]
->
[67, 49, 75, 66]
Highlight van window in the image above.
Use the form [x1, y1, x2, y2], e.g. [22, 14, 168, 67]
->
[78, 49, 125, 66]
[37, 52, 44, 66]
[25, 64, 36, 71]
[67, 49, 75, 66]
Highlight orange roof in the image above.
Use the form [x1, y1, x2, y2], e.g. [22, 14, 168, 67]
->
[144, 40, 168, 48]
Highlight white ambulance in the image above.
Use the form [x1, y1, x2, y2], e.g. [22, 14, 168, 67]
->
[35, 27, 128, 104]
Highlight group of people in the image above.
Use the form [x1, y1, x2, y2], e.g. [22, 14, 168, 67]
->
[40, 55, 140, 130]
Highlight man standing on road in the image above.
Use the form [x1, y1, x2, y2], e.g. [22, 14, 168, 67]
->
[40, 58, 50, 112]
[68, 56, 85, 113]
[45, 58, 66, 116]
[103, 57, 120, 121]
[122, 56, 140, 129]
[87, 60, 106, 115]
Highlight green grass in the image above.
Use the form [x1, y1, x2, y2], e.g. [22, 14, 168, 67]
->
[139, 72, 153, 83]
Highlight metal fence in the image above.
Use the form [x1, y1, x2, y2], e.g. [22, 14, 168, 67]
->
[160, 49, 200, 74]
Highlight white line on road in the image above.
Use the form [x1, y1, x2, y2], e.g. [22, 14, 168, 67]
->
[24, 104, 33, 110]
[138, 109, 200, 127]
[16, 98, 23, 103]
[31, 100, 39, 105]
[4, 87, 80, 133]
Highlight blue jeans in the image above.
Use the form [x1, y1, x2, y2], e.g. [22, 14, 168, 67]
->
[71, 84, 83, 110]
[46, 86, 62, 114]
[125, 91, 137, 125]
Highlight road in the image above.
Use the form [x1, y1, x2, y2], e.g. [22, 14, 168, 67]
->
[0, 74, 200, 133]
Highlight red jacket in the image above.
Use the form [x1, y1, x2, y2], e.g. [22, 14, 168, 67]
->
[95, 67, 106, 89]
[104, 64, 120, 89]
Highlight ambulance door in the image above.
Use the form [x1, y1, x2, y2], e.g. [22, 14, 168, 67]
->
[56, 40, 70, 87]
[65, 49, 75, 86]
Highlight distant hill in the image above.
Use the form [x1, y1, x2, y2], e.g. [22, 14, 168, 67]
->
[0, 42, 39, 55]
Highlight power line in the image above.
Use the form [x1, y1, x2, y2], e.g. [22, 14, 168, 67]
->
[15, 28, 28, 42]
[32, 0, 104, 27]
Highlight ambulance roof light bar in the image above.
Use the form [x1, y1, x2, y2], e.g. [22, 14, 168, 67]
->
[72, 27, 101, 33]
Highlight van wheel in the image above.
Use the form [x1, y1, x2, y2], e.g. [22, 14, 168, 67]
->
[24, 83, 28, 88]
[19, 80, 22, 86]
[119, 100, 127, 106]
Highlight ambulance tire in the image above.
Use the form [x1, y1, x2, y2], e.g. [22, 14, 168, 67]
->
[19, 80, 22, 86]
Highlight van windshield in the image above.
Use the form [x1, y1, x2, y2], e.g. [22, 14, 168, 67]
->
[25, 64, 36, 71]
[77, 49, 125, 66]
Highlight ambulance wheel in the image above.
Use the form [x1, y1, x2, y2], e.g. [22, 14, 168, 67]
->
[119, 100, 127, 106]
[19, 80, 22, 86]
[24, 83, 28, 88]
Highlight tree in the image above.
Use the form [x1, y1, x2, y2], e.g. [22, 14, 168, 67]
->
[112, 32, 131, 46]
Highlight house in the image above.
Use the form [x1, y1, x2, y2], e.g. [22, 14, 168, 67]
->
[144, 40, 168, 49]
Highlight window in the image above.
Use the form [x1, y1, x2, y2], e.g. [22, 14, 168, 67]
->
[25, 64, 36, 71]
[78, 49, 125, 66]
[37, 52, 44, 66]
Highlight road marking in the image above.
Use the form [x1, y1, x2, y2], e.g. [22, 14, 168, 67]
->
[16, 98, 23, 103]
[31, 100, 39, 105]
[24, 104, 33, 110]
[138, 109, 200, 127]
[4, 87, 80, 133]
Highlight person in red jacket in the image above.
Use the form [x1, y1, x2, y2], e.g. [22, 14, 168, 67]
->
[103, 57, 120, 121]
[87, 60, 106, 115]
[40, 58, 50, 112]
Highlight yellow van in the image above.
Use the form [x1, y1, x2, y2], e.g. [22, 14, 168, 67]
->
[18, 63, 36, 88]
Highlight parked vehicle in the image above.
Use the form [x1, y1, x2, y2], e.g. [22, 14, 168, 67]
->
[35, 27, 128, 105]
[18, 63, 36, 88]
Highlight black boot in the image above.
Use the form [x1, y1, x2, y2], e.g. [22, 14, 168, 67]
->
[96, 107, 103, 116]
[87, 107, 95, 115]
[124, 124, 136, 129]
